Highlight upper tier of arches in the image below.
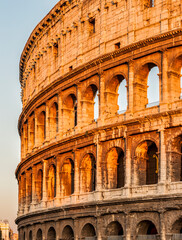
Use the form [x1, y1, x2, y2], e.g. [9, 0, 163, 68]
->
[20, 0, 182, 105]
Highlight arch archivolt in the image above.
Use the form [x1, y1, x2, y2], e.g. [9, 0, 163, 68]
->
[36, 105, 46, 117]
[131, 135, 159, 158]
[103, 214, 125, 235]
[47, 95, 58, 109]
[79, 150, 96, 169]
[134, 54, 161, 75]
[168, 48, 182, 72]
[45, 159, 57, 175]
[104, 64, 128, 88]
[102, 139, 125, 159]
[81, 76, 99, 96]
[59, 154, 74, 171]
[46, 224, 56, 236]
[62, 87, 77, 106]
[78, 218, 97, 237]
[131, 213, 159, 236]
[60, 220, 74, 238]
[165, 211, 182, 233]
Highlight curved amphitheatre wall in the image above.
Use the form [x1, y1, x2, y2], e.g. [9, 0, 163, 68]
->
[16, 0, 182, 239]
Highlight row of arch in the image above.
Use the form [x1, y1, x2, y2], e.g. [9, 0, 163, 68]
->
[19, 135, 182, 206]
[21, 61, 182, 157]
[23, 217, 182, 240]
[24, 220, 159, 240]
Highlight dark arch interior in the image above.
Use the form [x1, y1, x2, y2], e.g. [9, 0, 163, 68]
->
[81, 223, 96, 237]
[117, 148, 125, 188]
[106, 221, 124, 236]
[172, 218, 182, 234]
[146, 142, 158, 185]
[137, 221, 158, 235]
[29, 231, 32, 240]
[36, 229, 42, 240]
[47, 227, 56, 240]
[62, 225, 74, 239]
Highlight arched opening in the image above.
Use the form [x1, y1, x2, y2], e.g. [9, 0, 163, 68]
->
[49, 102, 58, 138]
[23, 232, 26, 240]
[82, 84, 99, 124]
[36, 169, 43, 202]
[134, 63, 159, 110]
[117, 79, 127, 114]
[106, 147, 125, 189]
[62, 225, 74, 240]
[36, 229, 42, 240]
[94, 90, 99, 120]
[147, 65, 159, 107]
[106, 221, 123, 239]
[172, 218, 182, 240]
[135, 141, 158, 185]
[63, 94, 77, 131]
[29, 117, 35, 150]
[106, 75, 127, 116]
[27, 172, 32, 205]
[81, 223, 96, 238]
[80, 154, 96, 193]
[61, 159, 74, 197]
[37, 111, 46, 144]
[47, 165, 56, 200]
[137, 220, 158, 240]
[169, 135, 182, 182]
[47, 227, 56, 240]
[29, 231, 32, 240]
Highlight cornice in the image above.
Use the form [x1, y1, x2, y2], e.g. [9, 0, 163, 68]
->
[15, 194, 182, 226]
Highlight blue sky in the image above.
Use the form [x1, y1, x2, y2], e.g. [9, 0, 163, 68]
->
[0, 0, 58, 232]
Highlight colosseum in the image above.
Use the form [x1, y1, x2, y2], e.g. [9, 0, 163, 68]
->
[15, 0, 182, 239]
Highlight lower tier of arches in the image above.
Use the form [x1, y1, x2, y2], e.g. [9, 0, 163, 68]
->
[17, 196, 182, 240]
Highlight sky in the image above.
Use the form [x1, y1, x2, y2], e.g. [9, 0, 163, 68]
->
[0, 0, 59, 232]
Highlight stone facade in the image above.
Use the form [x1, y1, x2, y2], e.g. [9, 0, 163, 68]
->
[0, 221, 13, 240]
[16, 0, 182, 239]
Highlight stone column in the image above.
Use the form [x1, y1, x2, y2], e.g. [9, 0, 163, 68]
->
[99, 71, 105, 125]
[34, 110, 38, 147]
[125, 133, 132, 194]
[161, 50, 168, 104]
[31, 166, 37, 205]
[76, 83, 82, 130]
[56, 221, 60, 240]
[159, 127, 167, 188]
[42, 160, 48, 206]
[58, 92, 63, 138]
[45, 104, 50, 142]
[74, 149, 80, 196]
[95, 134, 102, 192]
[74, 218, 79, 240]
[160, 211, 166, 240]
[96, 216, 103, 240]
[125, 212, 131, 240]
[128, 60, 134, 112]
[56, 156, 61, 201]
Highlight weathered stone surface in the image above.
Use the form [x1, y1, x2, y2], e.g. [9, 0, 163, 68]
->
[16, 0, 182, 239]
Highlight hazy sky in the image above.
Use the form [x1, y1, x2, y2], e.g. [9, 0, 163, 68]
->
[0, 0, 58, 232]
